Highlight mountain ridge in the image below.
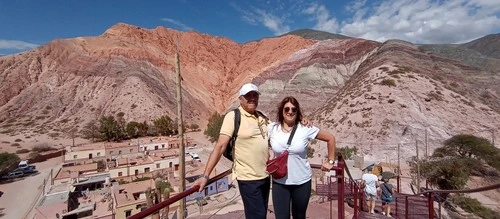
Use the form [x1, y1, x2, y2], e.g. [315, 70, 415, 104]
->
[1, 23, 499, 160]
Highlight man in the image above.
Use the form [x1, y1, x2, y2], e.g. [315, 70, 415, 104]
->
[193, 83, 271, 219]
[361, 166, 379, 214]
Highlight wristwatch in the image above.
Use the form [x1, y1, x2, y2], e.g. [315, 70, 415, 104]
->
[201, 174, 210, 181]
[328, 159, 335, 165]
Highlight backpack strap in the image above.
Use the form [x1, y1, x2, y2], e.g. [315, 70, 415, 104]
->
[232, 109, 241, 139]
[255, 110, 268, 121]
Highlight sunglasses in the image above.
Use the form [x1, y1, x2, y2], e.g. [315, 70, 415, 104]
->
[284, 107, 297, 113]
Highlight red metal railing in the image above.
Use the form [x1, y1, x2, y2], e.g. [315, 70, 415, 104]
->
[129, 151, 500, 219]
[128, 169, 232, 219]
[129, 153, 347, 219]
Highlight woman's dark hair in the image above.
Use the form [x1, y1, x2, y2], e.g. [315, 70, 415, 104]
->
[276, 96, 303, 125]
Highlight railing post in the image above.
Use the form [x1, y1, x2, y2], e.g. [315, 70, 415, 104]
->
[405, 196, 409, 218]
[397, 175, 400, 193]
[337, 158, 345, 219]
[428, 192, 434, 219]
[395, 196, 398, 217]
[353, 184, 358, 219]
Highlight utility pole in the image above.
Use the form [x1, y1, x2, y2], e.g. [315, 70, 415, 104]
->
[425, 129, 428, 159]
[175, 41, 186, 219]
[397, 143, 401, 193]
[416, 140, 420, 192]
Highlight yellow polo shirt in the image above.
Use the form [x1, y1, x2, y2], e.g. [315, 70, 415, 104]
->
[220, 107, 269, 180]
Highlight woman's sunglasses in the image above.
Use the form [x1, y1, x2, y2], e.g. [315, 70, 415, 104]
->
[284, 107, 297, 113]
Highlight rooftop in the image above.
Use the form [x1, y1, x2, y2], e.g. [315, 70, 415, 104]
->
[149, 150, 179, 161]
[66, 142, 105, 152]
[114, 180, 156, 207]
[115, 156, 154, 167]
[55, 163, 98, 180]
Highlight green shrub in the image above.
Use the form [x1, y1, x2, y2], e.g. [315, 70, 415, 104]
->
[378, 67, 389, 72]
[380, 79, 396, 87]
[14, 139, 22, 142]
[11, 143, 20, 146]
[451, 195, 500, 219]
[32, 143, 55, 152]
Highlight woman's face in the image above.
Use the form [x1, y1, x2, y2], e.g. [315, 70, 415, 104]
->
[282, 102, 297, 124]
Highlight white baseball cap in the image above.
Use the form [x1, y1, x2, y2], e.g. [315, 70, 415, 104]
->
[239, 83, 261, 96]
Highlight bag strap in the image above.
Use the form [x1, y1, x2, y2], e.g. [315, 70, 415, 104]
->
[286, 124, 298, 147]
[232, 109, 241, 140]
[382, 183, 392, 195]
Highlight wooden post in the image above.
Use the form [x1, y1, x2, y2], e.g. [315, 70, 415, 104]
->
[397, 143, 401, 193]
[425, 129, 428, 159]
[416, 140, 420, 192]
[175, 45, 186, 219]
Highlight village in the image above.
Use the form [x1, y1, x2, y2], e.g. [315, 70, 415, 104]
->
[0, 133, 242, 219]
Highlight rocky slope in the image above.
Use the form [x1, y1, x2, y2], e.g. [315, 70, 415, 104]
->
[1, 23, 499, 160]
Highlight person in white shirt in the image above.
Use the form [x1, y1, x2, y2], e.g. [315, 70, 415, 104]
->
[268, 96, 336, 219]
[361, 166, 379, 214]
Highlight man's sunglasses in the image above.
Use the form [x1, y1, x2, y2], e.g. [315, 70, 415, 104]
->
[284, 107, 297, 113]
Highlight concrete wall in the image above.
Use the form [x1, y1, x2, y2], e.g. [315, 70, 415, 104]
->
[65, 149, 106, 161]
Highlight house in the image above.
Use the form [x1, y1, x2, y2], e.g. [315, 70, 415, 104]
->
[112, 180, 155, 219]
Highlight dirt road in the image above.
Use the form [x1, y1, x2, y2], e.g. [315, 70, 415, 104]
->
[0, 157, 62, 219]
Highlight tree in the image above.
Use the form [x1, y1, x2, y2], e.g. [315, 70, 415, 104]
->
[443, 134, 495, 158]
[154, 115, 176, 136]
[338, 146, 358, 160]
[155, 177, 173, 218]
[145, 187, 158, 219]
[80, 120, 99, 142]
[116, 112, 127, 140]
[442, 134, 500, 170]
[98, 115, 121, 142]
[125, 121, 141, 139]
[204, 112, 224, 143]
[138, 121, 149, 137]
[0, 152, 20, 174]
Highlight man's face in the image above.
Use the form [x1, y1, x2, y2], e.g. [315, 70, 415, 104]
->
[239, 91, 259, 113]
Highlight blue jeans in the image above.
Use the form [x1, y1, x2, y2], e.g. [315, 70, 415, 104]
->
[238, 177, 271, 219]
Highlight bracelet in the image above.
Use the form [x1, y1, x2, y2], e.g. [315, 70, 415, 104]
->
[201, 174, 209, 181]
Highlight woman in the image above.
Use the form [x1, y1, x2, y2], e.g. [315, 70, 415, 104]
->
[380, 178, 395, 217]
[268, 96, 336, 219]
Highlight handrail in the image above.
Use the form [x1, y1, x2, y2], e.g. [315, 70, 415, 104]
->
[130, 153, 349, 219]
[128, 169, 232, 219]
[416, 183, 500, 196]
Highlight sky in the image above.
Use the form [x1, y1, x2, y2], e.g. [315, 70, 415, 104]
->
[0, 0, 499, 55]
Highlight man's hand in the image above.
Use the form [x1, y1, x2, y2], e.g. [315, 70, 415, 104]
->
[193, 176, 208, 192]
[300, 117, 313, 127]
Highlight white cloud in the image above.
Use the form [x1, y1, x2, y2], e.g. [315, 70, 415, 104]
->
[303, 3, 339, 33]
[0, 39, 39, 50]
[160, 18, 193, 31]
[231, 2, 291, 35]
[254, 9, 290, 35]
[340, 0, 500, 44]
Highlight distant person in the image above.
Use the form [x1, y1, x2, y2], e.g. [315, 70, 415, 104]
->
[380, 178, 395, 217]
[268, 96, 337, 219]
[361, 166, 379, 214]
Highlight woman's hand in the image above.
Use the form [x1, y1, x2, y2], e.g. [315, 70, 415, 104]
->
[321, 161, 334, 171]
